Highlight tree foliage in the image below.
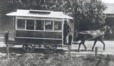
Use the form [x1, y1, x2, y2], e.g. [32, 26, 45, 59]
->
[73, 0, 106, 31]
[7, 0, 106, 31]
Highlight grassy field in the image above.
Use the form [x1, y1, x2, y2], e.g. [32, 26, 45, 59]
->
[0, 53, 114, 66]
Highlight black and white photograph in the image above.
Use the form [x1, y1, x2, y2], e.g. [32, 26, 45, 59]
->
[0, 0, 114, 66]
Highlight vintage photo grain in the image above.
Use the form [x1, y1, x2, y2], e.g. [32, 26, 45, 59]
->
[0, 0, 114, 66]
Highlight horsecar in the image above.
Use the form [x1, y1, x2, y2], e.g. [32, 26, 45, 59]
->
[5, 9, 73, 52]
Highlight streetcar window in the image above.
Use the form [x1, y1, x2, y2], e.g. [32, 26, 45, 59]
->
[36, 20, 44, 30]
[54, 21, 62, 30]
[45, 21, 53, 30]
[17, 19, 25, 29]
[26, 20, 34, 30]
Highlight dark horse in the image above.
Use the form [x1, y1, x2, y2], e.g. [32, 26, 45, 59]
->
[75, 25, 112, 51]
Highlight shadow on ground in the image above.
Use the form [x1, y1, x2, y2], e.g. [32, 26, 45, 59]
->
[0, 47, 65, 55]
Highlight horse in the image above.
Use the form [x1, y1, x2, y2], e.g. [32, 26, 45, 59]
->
[75, 25, 112, 51]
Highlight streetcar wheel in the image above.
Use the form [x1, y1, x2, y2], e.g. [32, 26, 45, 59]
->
[44, 45, 57, 53]
[23, 44, 35, 52]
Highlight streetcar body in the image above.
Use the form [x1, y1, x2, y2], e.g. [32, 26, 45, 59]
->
[6, 9, 73, 52]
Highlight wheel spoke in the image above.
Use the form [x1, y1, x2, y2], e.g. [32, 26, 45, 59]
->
[44, 45, 57, 53]
[22, 44, 35, 52]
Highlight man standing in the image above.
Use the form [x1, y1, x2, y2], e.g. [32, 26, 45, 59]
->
[63, 20, 71, 44]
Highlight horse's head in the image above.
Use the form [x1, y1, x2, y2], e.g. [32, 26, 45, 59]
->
[100, 25, 112, 35]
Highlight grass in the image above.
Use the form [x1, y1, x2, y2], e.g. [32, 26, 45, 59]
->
[0, 53, 114, 66]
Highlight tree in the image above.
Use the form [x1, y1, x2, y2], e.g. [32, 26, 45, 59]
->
[7, 0, 75, 13]
[73, 0, 106, 31]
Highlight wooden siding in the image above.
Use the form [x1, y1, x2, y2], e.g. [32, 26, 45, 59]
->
[15, 38, 62, 45]
[16, 30, 62, 39]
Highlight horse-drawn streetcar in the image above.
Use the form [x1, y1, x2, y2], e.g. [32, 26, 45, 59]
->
[5, 9, 73, 52]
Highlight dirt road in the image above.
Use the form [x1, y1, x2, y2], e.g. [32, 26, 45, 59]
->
[0, 41, 114, 55]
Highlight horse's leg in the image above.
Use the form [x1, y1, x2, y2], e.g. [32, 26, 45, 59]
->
[82, 40, 87, 51]
[99, 39, 105, 50]
[92, 40, 97, 51]
[78, 42, 82, 51]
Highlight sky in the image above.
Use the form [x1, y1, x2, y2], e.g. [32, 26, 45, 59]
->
[102, 0, 114, 3]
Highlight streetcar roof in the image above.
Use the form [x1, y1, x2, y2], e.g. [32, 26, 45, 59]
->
[6, 9, 73, 19]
